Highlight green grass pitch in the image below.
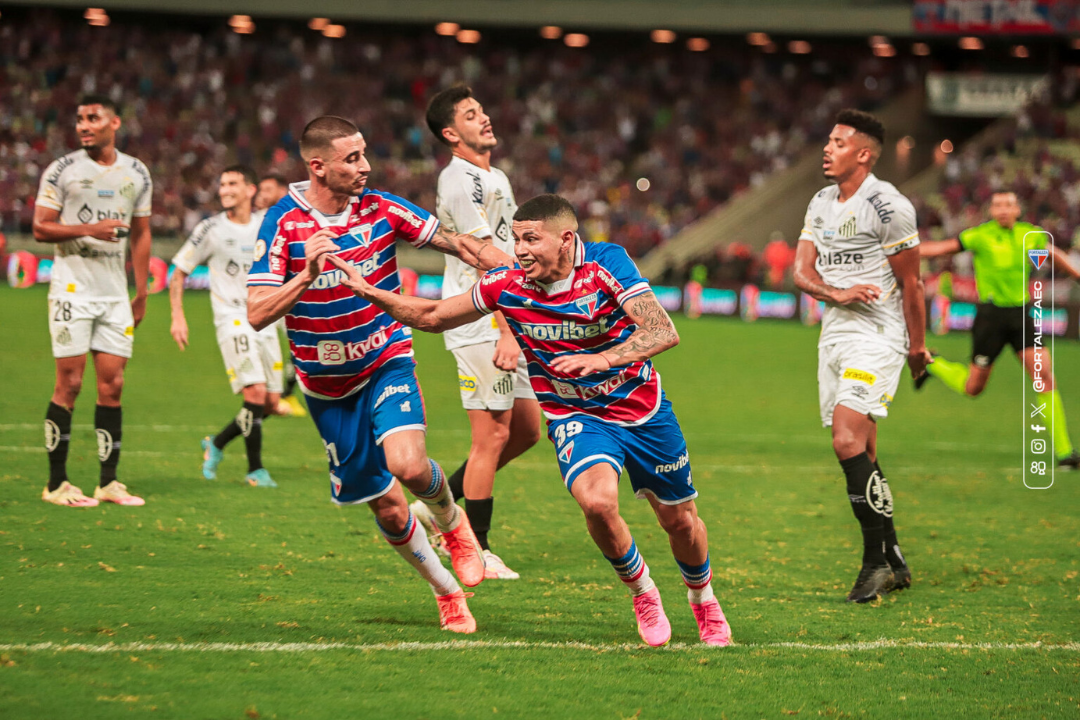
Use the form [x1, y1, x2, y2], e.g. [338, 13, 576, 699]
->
[1, 284, 1078, 718]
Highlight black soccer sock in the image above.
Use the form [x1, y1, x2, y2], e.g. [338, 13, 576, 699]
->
[465, 497, 494, 552]
[282, 363, 298, 399]
[241, 401, 265, 473]
[213, 418, 243, 450]
[840, 452, 887, 567]
[95, 405, 122, 488]
[874, 460, 906, 568]
[45, 402, 72, 492]
[448, 461, 468, 505]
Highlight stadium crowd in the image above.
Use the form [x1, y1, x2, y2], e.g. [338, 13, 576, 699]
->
[0, 10, 912, 257]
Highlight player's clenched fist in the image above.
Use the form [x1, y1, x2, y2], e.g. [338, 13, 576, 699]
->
[87, 218, 129, 242]
[304, 229, 340, 281]
[326, 253, 374, 298]
[550, 352, 612, 378]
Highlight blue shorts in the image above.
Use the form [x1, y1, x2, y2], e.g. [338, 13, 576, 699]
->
[547, 396, 696, 505]
[305, 357, 427, 505]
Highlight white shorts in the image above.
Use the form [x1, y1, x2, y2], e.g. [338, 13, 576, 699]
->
[48, 297, 134, 359]
[218, 324, 284, 394]
[453, 340, 535, 411]
[818, 341, 905, 427]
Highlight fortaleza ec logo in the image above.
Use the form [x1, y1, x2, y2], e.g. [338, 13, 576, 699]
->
[1028, 249, 1049, 270]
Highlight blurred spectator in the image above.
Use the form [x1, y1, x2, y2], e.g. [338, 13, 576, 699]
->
[762, 231, 796, 289]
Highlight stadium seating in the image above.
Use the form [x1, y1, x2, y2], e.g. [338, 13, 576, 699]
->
[0, 9, 910, 256]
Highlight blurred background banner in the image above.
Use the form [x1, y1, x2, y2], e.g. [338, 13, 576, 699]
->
[914, 0, 1080, 35]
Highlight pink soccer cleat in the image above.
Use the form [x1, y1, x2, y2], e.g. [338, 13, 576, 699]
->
[42, 481, 99, 507]
[93, 481, 145, 506]
[440, 508, 486, 588]
[632, 587, 671, 647]
[436, 590, 477, 634]
[691, 597, 732, 647]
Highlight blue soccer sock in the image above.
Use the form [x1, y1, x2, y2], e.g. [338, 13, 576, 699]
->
[677, 555, 715, 604]
[377, 511, 459, 596]
[412, 459, 459, 531]
[604, 539, 655, 596]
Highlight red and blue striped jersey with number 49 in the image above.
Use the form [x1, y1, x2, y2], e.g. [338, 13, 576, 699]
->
[472, 237, 660, 426]
[247, 182, 439, 400]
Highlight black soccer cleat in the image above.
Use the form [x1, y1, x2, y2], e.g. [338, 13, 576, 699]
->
[846, 564, 895, 603]
[889, 565, 912, 591]
[1058, 451, 1080, 471]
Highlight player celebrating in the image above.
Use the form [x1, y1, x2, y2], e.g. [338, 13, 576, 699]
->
[327, 194, 733, 648]
[794, 109, 929, 603]
[168, 166, 282, 487]
[917, 192, 1080, 468]
[247, 116, 512, 633]
[418, 86, 541, 579]
[32, 95, 152, 508]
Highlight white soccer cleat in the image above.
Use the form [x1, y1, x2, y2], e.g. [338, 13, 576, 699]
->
[483, 550, 520, 580]
[409, 500, 450, 559]
[42, 481, 99, 507]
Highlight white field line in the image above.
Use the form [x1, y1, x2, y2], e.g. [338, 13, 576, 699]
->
[0, 639, 1076, 654]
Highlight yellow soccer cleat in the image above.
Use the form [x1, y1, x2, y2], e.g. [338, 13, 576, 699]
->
[94, 481, 146, 506]
[42, 481, 99, 507]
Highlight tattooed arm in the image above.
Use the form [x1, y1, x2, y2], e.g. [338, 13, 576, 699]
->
[794, 239, 881, 305]
[425, 226, 515, 271]
[550, 292, 680, 377]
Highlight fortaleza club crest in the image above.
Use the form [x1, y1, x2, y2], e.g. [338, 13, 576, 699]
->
[1028, 249, 1049, 270]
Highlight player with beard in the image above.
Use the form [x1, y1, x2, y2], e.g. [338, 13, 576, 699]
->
[794, 109, 929, 602]
[248, 116, 515, 632]
[33, 95, 152, 507]
[415, 86, 542, 579]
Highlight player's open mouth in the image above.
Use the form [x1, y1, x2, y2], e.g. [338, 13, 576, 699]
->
[519, 258, 536, 270]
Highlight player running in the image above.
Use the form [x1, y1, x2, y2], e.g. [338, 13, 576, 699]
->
[327, 194, 733, 647]
[917, 191, 1080, 468]
[416, 86, 542, 580]
[168, 166, 283, 488]
[247, 116, 513, 633]
[794, 109, 929, 603]
[32, 94, 153, 508]
[253, 172, 306, 417]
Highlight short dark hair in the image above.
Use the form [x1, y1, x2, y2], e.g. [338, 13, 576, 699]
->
[835, 108, 885, 147]
[514, 194, 578, 226]
[300, 116, 359, 159]
[78, 94, 119, 115]
[426, 85, 474, 146]
[222, 165, 258, 187]
[261, 172, 288, 188]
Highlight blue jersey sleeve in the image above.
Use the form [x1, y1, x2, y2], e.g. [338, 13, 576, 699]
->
[593, 243, 652, 305]
[377, 191, 440, 248]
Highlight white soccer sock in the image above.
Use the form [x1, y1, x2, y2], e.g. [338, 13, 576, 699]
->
[687, 582, 715, 605]
[627, 564, 656, 597]
[380, 512, 460, 596]
[413, 460, 460, 532]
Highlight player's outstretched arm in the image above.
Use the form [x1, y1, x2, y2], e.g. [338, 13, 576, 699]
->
[32, 205, 129, 243]
[551, 292, 679, 377]
[426, 226, 515, 271]
[168, 268, 190, 350]
[325, 254, 483, 332]
[793, 240, 881, 305]
[919, 238, 962, 258]
[888, 246, 932, 378]
[1049, 244, 1080, 280]
[248, 229, 340, 331]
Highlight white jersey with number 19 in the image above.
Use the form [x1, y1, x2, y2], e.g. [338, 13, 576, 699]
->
[35, 149, 153, 302]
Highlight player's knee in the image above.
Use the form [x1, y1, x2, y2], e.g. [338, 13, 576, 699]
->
[518, 421, 542, 449]
[56, 373, 83, 400]
[393, 458, 430, 487]
[243, 384, 267, 405]
[485, 421, 512, 449]
[373, 500, 410, 535]
[577, 494, 619, 523]
[97, 373, 124, 402]
[831, 433, 864, 460]
[657, 508, 696, 538]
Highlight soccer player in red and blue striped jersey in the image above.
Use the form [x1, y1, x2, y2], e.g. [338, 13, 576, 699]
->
[247, 116, 513, 634]
[327, 194, 733, 647]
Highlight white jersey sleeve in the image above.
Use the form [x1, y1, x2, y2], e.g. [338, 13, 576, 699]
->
[877, 193, 919, 256]
[172, 218, 216, 274]
[36, 158, 67, 212]
[131, 158, 153, 218]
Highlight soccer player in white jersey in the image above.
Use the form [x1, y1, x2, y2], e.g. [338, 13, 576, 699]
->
[169, 166, 283, 488]
[254, 172, 306, 418]
[32, 95, 153, 508]
[794, 109, 930, 603]
[417, 86, 542, 579]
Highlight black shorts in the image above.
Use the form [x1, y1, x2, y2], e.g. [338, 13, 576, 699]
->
[971, 303, 1035, 367]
